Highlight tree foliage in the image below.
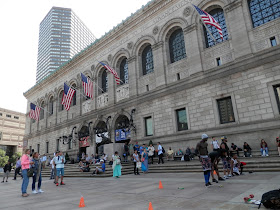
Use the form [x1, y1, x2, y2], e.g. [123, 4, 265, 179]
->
[10, 152, 22, 166]
[0, 149, 9, 167]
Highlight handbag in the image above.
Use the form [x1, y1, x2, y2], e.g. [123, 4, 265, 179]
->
[27, 168, 34, 177]
[116, 159, 121, 165]
[136, 162, 141, 168]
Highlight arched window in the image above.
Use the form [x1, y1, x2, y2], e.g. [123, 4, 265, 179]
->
[71, 84, 76, 106]
[40, 101, 45, 120]
[169, 28, 187, 63]
[248, 0, 280, 28]
[101, 70, 108, 93]
[204, 8, 228, 48]
[59, 91, 64, 111]
[49, 96, 54, 116]
[142, 45, 154, 75]
[120, 58, 128, 85]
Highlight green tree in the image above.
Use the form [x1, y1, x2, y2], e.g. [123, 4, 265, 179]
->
[0, 149, 9, 167]
[10, 152, 22, 166]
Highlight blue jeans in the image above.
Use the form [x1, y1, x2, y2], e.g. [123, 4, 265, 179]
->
[32, 173, 42, 191]
[21, 169, 29, 194]
[261, 148, 268, 156]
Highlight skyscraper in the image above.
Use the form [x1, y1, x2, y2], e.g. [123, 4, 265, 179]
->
[36, 7, 96, 83]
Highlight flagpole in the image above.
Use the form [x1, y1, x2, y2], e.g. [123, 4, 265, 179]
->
[32, 103, 51, 114]
[200, 20, 218, 44]
[80, 72, 104, 94]
[67, 83, 89, 100]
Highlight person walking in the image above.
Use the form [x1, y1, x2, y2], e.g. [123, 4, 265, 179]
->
[196, 134, 212, 187]
[21, 149, 33, 197]
[53, 151, 65, 186]
[13, 157, 22, 180]
[157, 142, 164, 164]
[133, 150, 140, 175]
[277, 137, 280, 156]
[148, 144, 155, 164]
[31, 152, 44, 194]
[141, 148, 149, 173]
[2, 160, 11, 183]
[112, 151, 121, 178]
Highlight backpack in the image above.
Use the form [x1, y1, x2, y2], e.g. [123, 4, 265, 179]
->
[260, 189, 280, 209]
[162, 147, 165, 154]
[184, 154, 190, 161]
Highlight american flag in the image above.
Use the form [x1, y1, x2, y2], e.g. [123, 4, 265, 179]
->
[61, 83, 75, 111]
[29, 103, 41, 121]
[81, 73, 93, 99]
[99, 62, 120, 85]
[193, 5, 223, 40]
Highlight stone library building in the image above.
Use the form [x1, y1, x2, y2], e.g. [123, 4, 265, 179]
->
[24, 0, 280, 159]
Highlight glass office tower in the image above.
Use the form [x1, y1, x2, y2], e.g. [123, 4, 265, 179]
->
[36, 7, 96, 83]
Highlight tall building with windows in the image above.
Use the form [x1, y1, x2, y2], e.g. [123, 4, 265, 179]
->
[36, 7, 96, 83]
[0, 108, 26, 156]
[24, 0, 280, 160]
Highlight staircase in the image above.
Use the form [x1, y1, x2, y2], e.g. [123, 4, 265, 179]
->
[41, 150, 280, 178]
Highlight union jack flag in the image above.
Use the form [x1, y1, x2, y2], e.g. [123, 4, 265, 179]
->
[61, 83, 75, 111]
[29, 103, 41, 121]
[99, 62, 120, 85]
[193, 5, 223, 40]
[81, 73, 93, 99]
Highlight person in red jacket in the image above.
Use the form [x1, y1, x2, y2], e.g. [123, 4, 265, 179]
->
[260, 139, 268, 156]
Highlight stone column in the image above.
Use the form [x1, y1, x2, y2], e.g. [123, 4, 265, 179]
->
[53, 96, 58, 125]
[183, 24, 203, 75]
[152, 41, 167, 88]
[224, 0, 252, 58]
[127, 56, 138, 97]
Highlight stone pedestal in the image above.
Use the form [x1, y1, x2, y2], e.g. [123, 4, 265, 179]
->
[104, 143, 125, 159]
[86, 146, 95, 156]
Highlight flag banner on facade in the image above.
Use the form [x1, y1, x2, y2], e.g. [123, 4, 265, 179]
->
[193, 5, 223, 40]
[29, 103, 41, 121]
[81, 73, 93, 99]
[99, 62, 120, 85]
[61, 83, 75, 111]
[79, 136, 90, 147]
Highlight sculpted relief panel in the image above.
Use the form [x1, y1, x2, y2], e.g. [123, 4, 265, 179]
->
[82, 100, 92, 114]
[97, 93, 109, 109]
[116, 84, 129, 102]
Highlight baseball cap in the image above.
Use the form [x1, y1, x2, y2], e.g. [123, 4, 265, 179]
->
[201, 134, 208, 139]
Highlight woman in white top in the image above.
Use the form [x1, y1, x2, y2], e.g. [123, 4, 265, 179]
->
[133, 150, 140, 175]
[148, 144, 155, 164]
[211, 137, 220, 152]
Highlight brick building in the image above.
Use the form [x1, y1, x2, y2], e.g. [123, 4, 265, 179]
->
[24, 0, 280, 159]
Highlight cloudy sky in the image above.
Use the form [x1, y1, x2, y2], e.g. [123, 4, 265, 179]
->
[0, 0, 150, 113]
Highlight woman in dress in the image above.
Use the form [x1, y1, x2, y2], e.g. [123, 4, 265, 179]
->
[141, 148, 149, 173]
[112, 151, 121, 178]
[31, 152, 44, 194]
[21, 149, 33, 197]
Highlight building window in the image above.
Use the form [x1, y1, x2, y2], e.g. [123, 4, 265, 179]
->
[0, 113, 2, 116]
[37, 144, 40, 153]
[14, 116, 19, 119]
[270, 37, 277, 46]
[204, 8, 228, 48]
[59, 91, 64, 111]
[49, 96, 54, 115]
[101, 70, 108, 93]
[56, 139, 60, 151]
[144, 116, 153, 136]
[216, 57, 221, 66]
[142, 45, 154, 75]
[71, 84, 76, 106]
[217, 97, 235, 124]
[120, 58, 129, 85]
[6, 114, 11, 118]
[29, 146, 32, 152]
[46, 142, 49, 154]
[40, 102, 45, 120]
[68, 140, 72, 150]
[273, 84, 280, 112]
[0, 132, 2, 140]
[248, 0, 280, 28]
[169, 28, 186, 63]
[176, 108, 188, 131]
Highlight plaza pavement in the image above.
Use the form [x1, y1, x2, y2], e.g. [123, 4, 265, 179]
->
[0, 172, 279, 210]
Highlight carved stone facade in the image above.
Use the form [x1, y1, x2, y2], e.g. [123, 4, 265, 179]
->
[23, 0, 280, 160]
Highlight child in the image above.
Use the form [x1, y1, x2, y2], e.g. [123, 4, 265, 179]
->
[231, 153, 241, 176]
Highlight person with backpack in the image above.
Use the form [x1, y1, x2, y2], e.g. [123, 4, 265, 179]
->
[157, 142, 164, 164]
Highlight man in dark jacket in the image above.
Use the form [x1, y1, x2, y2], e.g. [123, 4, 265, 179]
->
[2, 161, 11, 183]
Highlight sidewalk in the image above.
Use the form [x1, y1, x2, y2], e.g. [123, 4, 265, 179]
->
[0, 172, 279, 210]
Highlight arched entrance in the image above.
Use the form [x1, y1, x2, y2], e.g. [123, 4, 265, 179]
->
[78, 126, 90, 156]
[94, 121, 109, 154]
[114, 115, 131, 143]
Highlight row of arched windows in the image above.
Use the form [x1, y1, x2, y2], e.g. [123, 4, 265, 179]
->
[36, 1, 280, 121]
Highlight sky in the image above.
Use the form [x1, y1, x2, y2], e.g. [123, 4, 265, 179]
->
[0, 0, 150, 114]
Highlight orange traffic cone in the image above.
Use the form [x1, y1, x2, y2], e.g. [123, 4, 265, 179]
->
[159, 180, 163, 189]
[79, 196, 86, 208]
[148, 202, 153, 210]
[213, 170, 217, 175]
